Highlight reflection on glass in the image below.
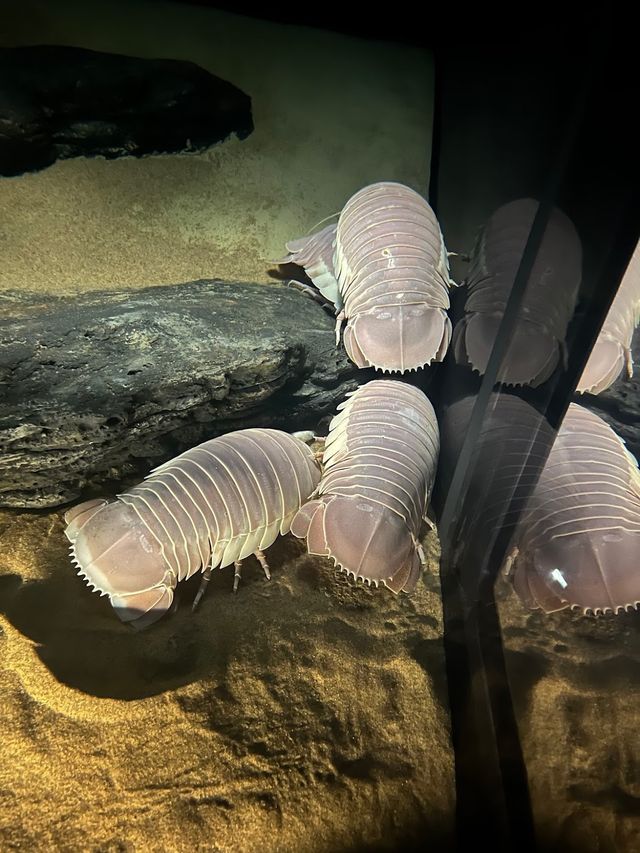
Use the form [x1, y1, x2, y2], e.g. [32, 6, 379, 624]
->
[577, 238, 640, 394]
[452, 198, 582, 388]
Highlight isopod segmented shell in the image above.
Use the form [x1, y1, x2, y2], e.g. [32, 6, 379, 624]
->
[278, 182, 453, 373]
[506, 403, 640, 614]
[452, 198, 582, 387]
[290, 379, 439, 592]
[65, 428, 321, 628]
[577, 238, 640, 395]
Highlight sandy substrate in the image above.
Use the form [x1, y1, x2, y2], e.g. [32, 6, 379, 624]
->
[496, 593, 640, 853]
[0, 509, 454, 852]
[0, 0, 433, 293]
[2, 497, 638, 852]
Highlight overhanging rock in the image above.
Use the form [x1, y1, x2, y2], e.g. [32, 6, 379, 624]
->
[0, 280, 367, 508]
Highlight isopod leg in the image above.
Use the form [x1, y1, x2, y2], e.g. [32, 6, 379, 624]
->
[233, 561, 243, 593]
[254, 549, 271, 581]
[422, 512, 436, 532]
[192, 565, 212, 612]
[502, 546, 520, 578]
[287, 279, 335, 313]
[412, 533, 427, 566]
[335, 310, 345, 346]
[310, 434, 326, 464]
[447, 249, 471, 264]
[231, 551, 271, 594]
[625, 346, 634, 378]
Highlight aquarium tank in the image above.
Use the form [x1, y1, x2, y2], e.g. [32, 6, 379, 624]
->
[0, 3, 638, 853]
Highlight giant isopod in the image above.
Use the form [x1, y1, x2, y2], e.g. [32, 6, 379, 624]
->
[505, 403, 640, 614]
[577, 238, 640, 395]
[452, 198, 582, 387]
[277, 181, 453, 373]
[65, 428, 321, 628]
[291, 379, 439, 592]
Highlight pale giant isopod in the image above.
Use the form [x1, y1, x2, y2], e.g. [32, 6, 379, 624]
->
[291, 379, 439, 592]
[577, 238, 640, 394]
[277, 182, 453, 373]
[505, 403, 640, 614]
[452, 198, 582, 387]
[65, 428, 321, 628]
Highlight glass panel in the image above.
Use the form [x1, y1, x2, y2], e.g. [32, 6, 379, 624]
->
[432, 33, 640, 853]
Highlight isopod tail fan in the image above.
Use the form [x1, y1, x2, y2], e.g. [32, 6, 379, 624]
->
[343, 307, 452, 372]
[504, 404, 640, 614]
[507, 530, 640, 615]
[452, 313, 561, 387]
[291, 495, 421, 593]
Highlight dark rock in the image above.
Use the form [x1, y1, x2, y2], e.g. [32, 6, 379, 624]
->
[575, 327, 640, 461]
[0, 280, 367, 508]
[0, 45, 253, 176]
